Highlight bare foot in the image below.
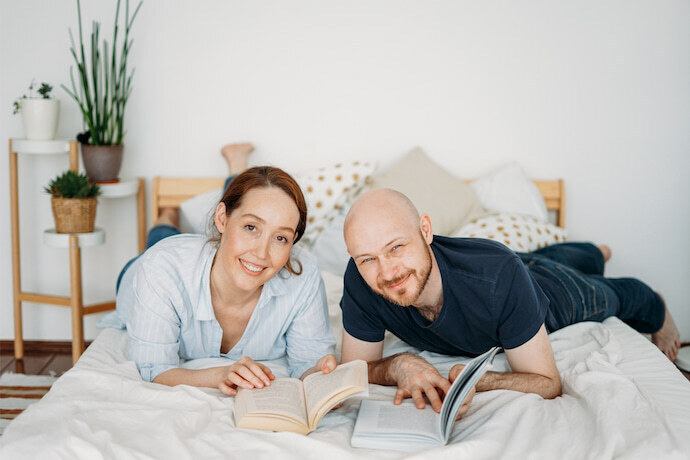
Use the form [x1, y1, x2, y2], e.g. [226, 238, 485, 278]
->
[221, 143, 254, 175]
[651, 294, 681, 362]
[156, 207, 179, 228]
[598, 244, 611, 262]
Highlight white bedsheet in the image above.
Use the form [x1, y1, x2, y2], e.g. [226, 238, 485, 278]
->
[2, 316, 689, 459]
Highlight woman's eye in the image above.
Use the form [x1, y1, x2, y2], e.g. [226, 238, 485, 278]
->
[245, 224, 256, 232]
[392, 245, 401, 251]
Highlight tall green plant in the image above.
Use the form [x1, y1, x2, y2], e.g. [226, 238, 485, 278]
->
[62, 0, 143, 146]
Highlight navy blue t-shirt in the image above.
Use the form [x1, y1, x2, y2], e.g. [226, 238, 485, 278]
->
[340, 236, 548, 356]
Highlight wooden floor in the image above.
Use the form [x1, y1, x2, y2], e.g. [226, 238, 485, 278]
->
[0, 341, 90, 377]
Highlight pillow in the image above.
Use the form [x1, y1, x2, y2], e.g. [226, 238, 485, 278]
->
[369, 147, 486, 236]
[179, 188, 223, 235]
[309, 206, 350, 276]
[177, 161, 376, 241]
[294, 161, 376, 244]
[453, 212, 567, 252]
[470, 162, 548, 221]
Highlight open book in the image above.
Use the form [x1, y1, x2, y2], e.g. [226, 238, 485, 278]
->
[351, 347, 500, 451]
[234, 359, 368, 435]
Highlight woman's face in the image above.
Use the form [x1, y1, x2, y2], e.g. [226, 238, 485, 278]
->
[213, 186, 300, 294]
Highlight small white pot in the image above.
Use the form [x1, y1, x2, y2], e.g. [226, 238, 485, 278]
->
[20, 98, 60, 140]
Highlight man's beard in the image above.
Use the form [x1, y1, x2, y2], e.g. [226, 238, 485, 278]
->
[376, 242, 433, 307]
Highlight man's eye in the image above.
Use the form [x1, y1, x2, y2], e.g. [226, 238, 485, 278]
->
[245, 224, 256, 231]
[392, 245, 401, 251]
[361, 257, 373, 264]
[276, 235, 288, 243]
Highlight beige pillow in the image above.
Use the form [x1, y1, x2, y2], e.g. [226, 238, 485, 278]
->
[369, 147, 486, 235]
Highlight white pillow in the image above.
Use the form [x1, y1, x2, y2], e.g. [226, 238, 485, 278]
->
[178, 188, 223, 235]
[453, 212, 567, 252]
[470, 162, 548, 221]
[309, 207, 350, 276]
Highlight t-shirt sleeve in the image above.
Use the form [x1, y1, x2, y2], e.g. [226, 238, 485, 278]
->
[494, 255, 548, 350]
[340, 259, 387, 343]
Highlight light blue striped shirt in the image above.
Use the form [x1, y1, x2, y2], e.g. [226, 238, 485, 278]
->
[98, 234, 335, 382]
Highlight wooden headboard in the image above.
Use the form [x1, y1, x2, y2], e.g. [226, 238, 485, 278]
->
[152, 177, 566, 228]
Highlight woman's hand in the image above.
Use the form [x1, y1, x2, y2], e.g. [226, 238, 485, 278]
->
[300, 353, 338, 379]
[217, 356, 275, 396]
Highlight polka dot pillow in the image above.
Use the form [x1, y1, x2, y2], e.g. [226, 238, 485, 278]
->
[294, 161, 376, 244]
[453, 212, 567, 252]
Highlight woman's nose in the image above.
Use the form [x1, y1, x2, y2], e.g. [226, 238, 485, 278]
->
[255, 235, 271, 259]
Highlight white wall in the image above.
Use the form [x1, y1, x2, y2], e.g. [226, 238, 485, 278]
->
[1, 0, 688, 342]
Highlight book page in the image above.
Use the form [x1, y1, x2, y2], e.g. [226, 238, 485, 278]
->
[234, 378, 308, 427]
[440, 347, 500, 441]
[303, 360, 368, 428]
[353, 399, 441, 441]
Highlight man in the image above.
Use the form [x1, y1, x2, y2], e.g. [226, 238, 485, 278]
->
[340, 188, 680, 416]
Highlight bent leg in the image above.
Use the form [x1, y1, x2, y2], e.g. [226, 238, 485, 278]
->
[597, 276, 665, 333]
[531, 242, 605, 275]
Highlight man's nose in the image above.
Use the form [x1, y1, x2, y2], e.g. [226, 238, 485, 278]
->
[378, 256, 397, 280]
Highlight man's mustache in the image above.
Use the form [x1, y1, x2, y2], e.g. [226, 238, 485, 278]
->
[378, 270, 415, 290]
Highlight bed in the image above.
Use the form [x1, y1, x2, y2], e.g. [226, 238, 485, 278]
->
[2, 154, 689, 459]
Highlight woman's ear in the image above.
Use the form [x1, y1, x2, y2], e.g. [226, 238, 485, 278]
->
[213, 202, 228, 234]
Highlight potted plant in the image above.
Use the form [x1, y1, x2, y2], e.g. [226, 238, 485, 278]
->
[45, 170, 101, 234]
[62, 0, 143, 183]
[13, 80, 60, 140]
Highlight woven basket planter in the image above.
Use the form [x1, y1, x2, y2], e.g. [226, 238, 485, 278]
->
[51, 197, 97, 233]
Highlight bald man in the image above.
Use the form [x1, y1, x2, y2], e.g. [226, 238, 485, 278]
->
[339, 188, 680, 415]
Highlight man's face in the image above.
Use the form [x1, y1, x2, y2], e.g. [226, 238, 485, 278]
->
[346, 213, 433, 307]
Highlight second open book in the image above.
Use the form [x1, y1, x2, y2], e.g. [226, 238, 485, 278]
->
[234, 359, 368, 435]
[351, 347, 501, 451]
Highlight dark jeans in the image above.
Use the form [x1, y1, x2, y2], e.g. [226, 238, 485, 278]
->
[116, 175, 236, 293]
[519, 243, 665, 334]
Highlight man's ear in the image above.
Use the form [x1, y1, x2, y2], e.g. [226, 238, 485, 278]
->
[419, 214, 433, 244]
[213, 202, 228, 234]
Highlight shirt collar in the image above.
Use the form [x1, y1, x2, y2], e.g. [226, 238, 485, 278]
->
[195, 251, 291, 321]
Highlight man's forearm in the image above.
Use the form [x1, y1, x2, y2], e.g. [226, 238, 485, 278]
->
[477, 371, 562, 399]
[367, 353, 410, 386]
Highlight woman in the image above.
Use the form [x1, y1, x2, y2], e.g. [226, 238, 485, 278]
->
[100, 144, 337, 395]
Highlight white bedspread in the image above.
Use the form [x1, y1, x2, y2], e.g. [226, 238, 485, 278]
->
[2, 316, 689, 459]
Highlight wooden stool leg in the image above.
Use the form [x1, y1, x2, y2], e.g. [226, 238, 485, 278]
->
[9, 144, 24, 360]
[137, 177, 146, 253]
[69, 235, 85, 364]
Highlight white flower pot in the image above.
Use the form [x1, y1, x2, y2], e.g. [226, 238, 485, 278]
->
[20, 98, 60, 140]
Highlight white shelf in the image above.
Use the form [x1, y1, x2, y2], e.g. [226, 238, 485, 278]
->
[99, 178, 139, 198]
[43, 228, 105, 248]
[12, 138, 72, 155]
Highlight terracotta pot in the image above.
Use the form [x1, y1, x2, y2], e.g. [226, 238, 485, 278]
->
[81, 144, 124, 182]
[51, 197, 97, 233]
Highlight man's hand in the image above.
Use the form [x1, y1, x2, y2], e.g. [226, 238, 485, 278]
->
[390, 353, 451, 413]
[300, 353, 338, 380]
[448, 364, 476, 420]
[218, 356, 275, 396]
